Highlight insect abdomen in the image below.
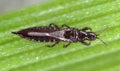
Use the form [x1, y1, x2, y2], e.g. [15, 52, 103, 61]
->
[27, 36, 60, 42]
[12, 26, 60, 42]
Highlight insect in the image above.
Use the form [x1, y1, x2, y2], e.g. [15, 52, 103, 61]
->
[12, 23, 105, 48]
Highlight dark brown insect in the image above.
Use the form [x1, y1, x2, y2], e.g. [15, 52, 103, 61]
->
[12, 23, 105, 48]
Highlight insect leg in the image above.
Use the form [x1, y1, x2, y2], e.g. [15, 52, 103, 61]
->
[61, 24, 70, 28]
[49, 23, 59, 29]
[63, 42, 71, 48]
[46, 41, 59, 48]
[82, 27, 92, 31]
[81, 41, 91, 46]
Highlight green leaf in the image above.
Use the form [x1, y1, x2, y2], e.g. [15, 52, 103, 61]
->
[0, 0, 120, 71]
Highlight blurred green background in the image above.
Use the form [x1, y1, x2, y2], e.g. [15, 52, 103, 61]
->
[0, 0, 48, 14]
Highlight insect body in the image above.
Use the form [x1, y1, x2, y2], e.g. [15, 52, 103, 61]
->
[12, 23, 101, 48]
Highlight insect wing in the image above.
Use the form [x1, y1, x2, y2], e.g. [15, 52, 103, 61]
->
[12, 26, 61, 42]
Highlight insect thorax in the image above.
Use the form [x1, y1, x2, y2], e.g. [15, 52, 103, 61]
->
[63, 29, 79, 42]
[49, 30, 71, 42]
[48, 28, 78, 42]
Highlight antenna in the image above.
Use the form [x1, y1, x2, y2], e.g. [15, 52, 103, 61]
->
[97, 37, 107, 45]
[99, 27, 108, 35]
[96, 27, 108, 45]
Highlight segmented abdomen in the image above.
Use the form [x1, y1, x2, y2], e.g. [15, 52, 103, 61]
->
[13, 26, 61, 42]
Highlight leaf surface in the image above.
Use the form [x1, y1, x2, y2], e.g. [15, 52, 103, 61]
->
[0, 0, 120, 71]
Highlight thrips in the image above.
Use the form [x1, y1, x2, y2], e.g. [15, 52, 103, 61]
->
[12, 23, 106, 48]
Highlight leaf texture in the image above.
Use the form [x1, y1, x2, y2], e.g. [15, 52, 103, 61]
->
[0, 0, 120, 71]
